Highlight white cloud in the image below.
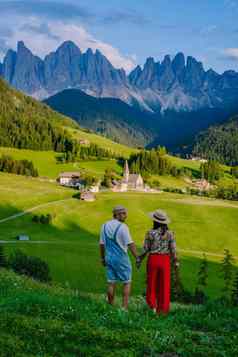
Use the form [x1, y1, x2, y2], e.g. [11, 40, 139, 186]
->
[0, 17, 136, 72]
[223, 48, 238, 61]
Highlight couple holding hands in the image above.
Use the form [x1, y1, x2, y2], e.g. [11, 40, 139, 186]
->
[99, 205, 179, 314]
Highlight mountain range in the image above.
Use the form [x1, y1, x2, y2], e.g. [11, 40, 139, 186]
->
[1, 40, 238, 113]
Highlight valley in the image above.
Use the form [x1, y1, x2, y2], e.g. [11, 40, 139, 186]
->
[1, 3, 238, 356]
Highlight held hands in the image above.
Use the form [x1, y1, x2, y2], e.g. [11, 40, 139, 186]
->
[136, 256, 142, 269]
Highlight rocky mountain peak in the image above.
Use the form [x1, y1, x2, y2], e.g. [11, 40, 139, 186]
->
[128, 65, 142, 85]
[161, 55, 171, 67]
[1, 40, 238, 112]
[172, 53, 185, 72]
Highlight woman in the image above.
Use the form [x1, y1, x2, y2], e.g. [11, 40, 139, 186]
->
[137, 209, 179, 314]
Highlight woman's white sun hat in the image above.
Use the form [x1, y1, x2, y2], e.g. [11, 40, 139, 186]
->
[149, 209, 171, 224]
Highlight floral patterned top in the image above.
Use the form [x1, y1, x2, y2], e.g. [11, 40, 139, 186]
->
[142, 228, 176, 255]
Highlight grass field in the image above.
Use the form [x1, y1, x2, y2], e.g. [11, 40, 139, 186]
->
[0, 172, 74, 218]
[1, 172, 238, 298]
[1, 146, 235, 192]
[1, 269, 237, 356]
[0, 147, 122, 179]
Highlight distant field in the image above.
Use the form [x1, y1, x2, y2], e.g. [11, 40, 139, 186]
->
[148, 174, 191, 189]
[1, 177, 238, 297]
[0, 147, 122, 179]
[168, 155, 201, 171]
[0, 172, 74, 219]
[65, 126, 138, 158]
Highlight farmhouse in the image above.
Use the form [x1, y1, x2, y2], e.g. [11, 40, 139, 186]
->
[58, 172, 81, 187]
[193, 179, 211, 191]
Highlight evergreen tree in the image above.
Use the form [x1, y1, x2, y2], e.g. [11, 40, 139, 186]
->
[220, 249, 235, 301]
[200, 161, 222, 183]
[101, 169, 116, 188]
[194, 254, 208, 304]
[197, 254, 208, 288]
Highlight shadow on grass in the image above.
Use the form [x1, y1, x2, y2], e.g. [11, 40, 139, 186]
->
[0, 202, 235, 299]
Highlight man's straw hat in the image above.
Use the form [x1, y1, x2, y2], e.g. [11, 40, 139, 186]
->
[113, 205, 127, 214]
[149, 209, 170, 224]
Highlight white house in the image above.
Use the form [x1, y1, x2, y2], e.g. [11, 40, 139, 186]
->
[58, 172, 81, 187]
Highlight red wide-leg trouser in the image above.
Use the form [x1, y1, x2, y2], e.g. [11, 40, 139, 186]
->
[146, 254, 170, 314]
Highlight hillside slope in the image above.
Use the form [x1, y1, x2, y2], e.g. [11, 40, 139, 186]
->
[65, 127, 138, 158]
[193, 115, 238, 165]
[45, 88, 238, 153]
[44, 89, 158, 147]
[0, 78, 77, 151]
[1, 270, 238, 356]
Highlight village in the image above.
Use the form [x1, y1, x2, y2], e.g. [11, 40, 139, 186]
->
[58, 159, 212, 202]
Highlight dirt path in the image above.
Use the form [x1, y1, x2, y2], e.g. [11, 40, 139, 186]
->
[0, 197, 74, 224]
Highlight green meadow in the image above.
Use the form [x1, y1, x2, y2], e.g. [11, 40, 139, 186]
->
[1, 269, 237, 356]
[0, 147, 122, 179]
[65, 126, 138, 158]
[1, 172, 238, 298]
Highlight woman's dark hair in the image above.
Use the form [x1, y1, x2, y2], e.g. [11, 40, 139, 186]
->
[153, 221, 168, 233]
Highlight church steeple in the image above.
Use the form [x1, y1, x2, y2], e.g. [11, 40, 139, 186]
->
[124, 160, 130, 182]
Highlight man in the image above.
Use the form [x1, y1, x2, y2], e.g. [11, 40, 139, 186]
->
[99, 205, 139, 309]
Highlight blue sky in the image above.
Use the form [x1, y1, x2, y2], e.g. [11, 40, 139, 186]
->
[0, 0, 237, 73]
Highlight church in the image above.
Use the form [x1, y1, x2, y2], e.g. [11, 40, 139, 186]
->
[114, 160, 144, 192]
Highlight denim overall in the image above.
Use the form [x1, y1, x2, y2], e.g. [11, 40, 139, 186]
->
[103, 223, 132, 283]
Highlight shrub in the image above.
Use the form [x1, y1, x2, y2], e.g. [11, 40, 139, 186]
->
[0, 245, 8, 268]
[9, 250, 51, 283]
[32, 214, 53, 225]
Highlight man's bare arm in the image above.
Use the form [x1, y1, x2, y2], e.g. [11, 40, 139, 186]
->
[128, 242, 138, 259]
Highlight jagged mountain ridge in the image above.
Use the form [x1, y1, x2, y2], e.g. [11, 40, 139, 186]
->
[1, 40, 238, 112]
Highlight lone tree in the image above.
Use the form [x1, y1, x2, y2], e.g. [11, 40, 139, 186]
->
[194, 254, 208, 304]
[220, 249, 235, 301]
[171, 261, 184, 302]
[197, 254, 209, 288]
[0, 245, 8, 268]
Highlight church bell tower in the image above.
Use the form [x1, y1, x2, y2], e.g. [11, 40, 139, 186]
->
[124, 160, 130, 182]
